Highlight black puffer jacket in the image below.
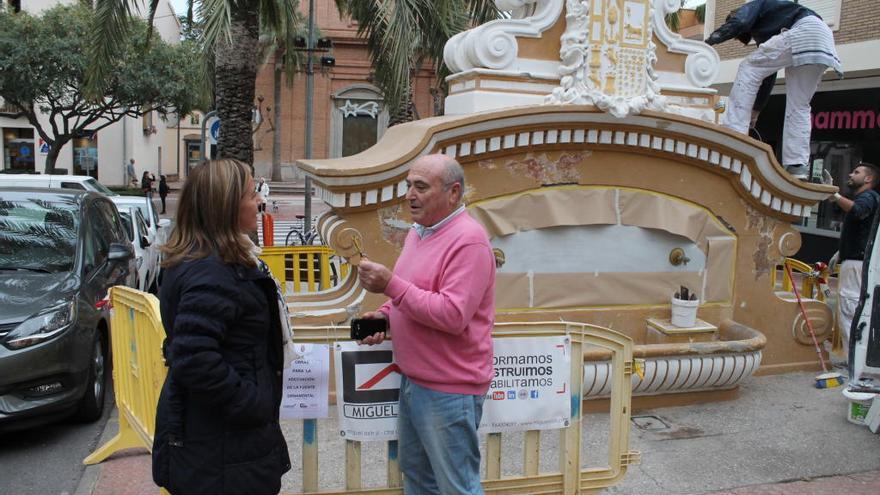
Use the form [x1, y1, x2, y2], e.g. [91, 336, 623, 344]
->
[152, 255, 291, 495]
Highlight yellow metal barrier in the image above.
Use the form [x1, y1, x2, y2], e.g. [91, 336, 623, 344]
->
[260, 245, 350, 293]
[772, 257, 833, 302]
[292, 323, 639, 494]
[84, 286, 167, 465]
[83, 286, 638, 493]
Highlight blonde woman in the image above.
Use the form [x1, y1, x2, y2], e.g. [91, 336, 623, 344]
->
[152, 159, 292, 494]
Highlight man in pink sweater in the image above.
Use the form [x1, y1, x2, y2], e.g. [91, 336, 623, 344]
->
[358, 154, 496, 494]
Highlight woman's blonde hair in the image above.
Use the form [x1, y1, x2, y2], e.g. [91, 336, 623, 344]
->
[161, 158, 258, 268]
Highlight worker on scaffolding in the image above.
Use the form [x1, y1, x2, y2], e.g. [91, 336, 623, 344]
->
[706, 0, 843, 180]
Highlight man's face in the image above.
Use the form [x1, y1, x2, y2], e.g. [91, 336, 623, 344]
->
[405, 159, 459, 227]
[848, 166, 873, 188]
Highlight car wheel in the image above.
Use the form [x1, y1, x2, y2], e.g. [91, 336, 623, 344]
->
[72, 332, 108, 422]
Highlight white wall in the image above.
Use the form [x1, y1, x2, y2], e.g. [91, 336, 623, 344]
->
[2, 0, 182, 186]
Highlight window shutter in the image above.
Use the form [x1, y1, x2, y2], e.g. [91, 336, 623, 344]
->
[798, 0, 842, 31]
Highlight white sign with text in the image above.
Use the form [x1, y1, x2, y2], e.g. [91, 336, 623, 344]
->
[332, 337, 571, 441]
[280, 343, 330, 420]
[334, 341, 400, 441]
[479, 336, 571, 433]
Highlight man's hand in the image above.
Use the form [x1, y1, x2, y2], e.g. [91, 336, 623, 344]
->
[356, 311, 387, 346]
[829, 251, 840, 273]
[822, 170, 834, 186]
[358, 259, 392, 293]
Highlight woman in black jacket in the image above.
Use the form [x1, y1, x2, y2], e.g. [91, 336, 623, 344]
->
[153, 158, 292, 494]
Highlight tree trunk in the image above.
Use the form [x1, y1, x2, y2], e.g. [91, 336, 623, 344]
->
[214, 5, 260, 167]
[271, 63, 283, 182]
[388, 82, 417, 127]
[44, 137, 67, 174]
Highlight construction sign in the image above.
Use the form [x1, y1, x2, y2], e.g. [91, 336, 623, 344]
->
[480, 336, 571, 433]
[333, 336, 571, 441]
[334, 341, 400, 441]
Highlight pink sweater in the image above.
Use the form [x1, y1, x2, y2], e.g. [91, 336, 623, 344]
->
[379, 211, 495, 395]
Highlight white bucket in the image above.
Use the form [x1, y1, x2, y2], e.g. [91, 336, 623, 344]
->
[842, 389, 876, 426]
[670, 296, 700, 328]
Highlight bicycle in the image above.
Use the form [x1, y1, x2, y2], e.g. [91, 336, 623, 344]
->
[284, 215, 320, 246]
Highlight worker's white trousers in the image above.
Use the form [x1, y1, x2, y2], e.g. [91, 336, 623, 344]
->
[838, 259, 863, 353]
[721, 31, 825, 167]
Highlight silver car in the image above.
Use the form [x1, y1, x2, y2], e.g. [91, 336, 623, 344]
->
[0, 188, 134, 430]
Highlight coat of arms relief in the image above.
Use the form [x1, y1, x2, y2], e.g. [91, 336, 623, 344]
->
[547, 0, 666, 117]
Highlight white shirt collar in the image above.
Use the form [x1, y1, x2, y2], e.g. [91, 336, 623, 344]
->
[412, 205, 465, 239]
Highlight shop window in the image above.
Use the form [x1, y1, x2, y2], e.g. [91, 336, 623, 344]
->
[142, 111, 156, 135]
[3, 128, 35, 173]
[73, 132, 98, 177]
[330, 85, 389, 158]
[185, 139, 201, 175]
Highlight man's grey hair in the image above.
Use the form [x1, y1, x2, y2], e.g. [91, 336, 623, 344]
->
[440, 156, 465, 191]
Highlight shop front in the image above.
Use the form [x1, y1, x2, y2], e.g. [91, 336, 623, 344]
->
[755, 86, 880, 262]
[2, 127, 35, 173]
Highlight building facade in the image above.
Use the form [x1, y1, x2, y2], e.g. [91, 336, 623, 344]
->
[0, 0, 181, 186]
[707, 0, 880, 261]
[248, 1, 439, 180]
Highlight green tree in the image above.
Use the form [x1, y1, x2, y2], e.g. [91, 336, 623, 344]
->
[334, 0, 498, 125]
[0, 5, 200, 173]
[88, 0, 303, 167]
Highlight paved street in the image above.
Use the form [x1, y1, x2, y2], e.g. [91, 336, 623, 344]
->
[76, 371, 880, 494]
[0, 389, 113, 495]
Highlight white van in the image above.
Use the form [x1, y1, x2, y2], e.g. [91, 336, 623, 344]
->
[0, 174, 117, 196]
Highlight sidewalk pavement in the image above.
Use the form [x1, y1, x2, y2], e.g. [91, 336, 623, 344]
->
[76, 371, 880, 495]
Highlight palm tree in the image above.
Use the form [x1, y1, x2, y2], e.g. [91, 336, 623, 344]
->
[334, 0, 498, 125]
[665, 0, 686, 32]
[86, 0, 303, 166]
[257, 7, 309, 181]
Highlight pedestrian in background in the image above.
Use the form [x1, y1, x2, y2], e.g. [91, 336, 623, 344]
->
[152, 159, 293, 495]
[125, 158, 136, 187]
[158, 175, 169, 214]
[828, 162, 880, 359]
[256, 177, 270, 213]
[141, 170, 155, 198]
[357, 154, 495, 494]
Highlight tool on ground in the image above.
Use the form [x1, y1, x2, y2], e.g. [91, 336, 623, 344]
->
[785, 263, 843, 388]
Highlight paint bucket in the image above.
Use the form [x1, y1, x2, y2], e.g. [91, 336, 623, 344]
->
[670, 296, 699, 328]
[842, 389, 876, 426]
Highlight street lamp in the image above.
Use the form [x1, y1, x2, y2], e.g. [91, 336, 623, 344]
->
[293, 2, 335, 234]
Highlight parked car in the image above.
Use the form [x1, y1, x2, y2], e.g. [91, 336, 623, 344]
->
[117, 205, 159, 293]
[0, 173, 117, 196]
[109, 195, 170, 247]
[0, 188, 134, 430]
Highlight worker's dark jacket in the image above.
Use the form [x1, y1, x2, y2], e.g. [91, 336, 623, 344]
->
[152, 255, 291, 495]
[706, 0, 818, 46]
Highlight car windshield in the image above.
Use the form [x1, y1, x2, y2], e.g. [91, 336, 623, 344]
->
[84, 178, 117, 196]
[0, 197, 79, 272]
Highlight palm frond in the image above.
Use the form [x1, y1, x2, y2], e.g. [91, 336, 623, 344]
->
[85, 0, 135, 98]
